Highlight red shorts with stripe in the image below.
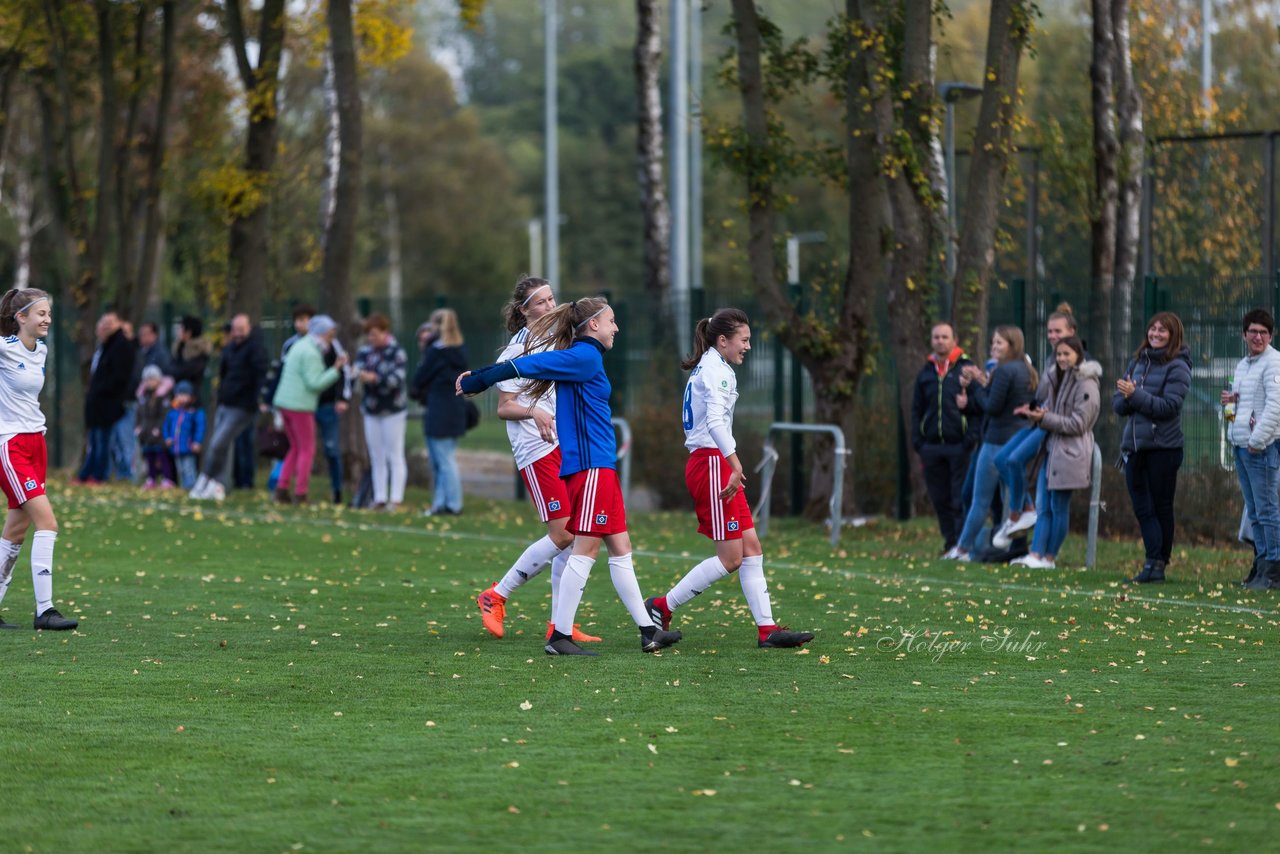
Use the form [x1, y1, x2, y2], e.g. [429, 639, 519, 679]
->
[0, 433, 47, 509]
[564, 467, 627, 536]
[520, 448, 571, 523]
[686, 448, 754, 541]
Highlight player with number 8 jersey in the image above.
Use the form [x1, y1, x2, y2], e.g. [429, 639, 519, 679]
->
[646, 308, 814, 649]
[0, 288, 77, 631]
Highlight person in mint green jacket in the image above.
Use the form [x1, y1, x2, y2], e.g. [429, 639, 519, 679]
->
[273, 315, 347, 503]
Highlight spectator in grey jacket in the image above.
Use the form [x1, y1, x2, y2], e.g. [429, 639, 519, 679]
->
[1114, 312, 1192, 584]
[1222, 309, 1280, 591]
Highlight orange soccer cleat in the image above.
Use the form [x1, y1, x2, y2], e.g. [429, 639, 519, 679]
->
[545, 621, 603, 643]
[477, 588, 507, 638]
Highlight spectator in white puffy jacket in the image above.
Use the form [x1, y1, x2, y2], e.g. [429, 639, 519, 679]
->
[1223, 308, 1280, 592]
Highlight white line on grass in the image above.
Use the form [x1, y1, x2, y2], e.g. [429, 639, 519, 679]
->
[92, 497, 1280, 618]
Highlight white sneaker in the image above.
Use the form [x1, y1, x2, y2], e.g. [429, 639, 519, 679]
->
[1009, 554, 1031, 566]
[953, 550, 973, 563]
[992, 521, 1013, 549]
[940, 546, 962, 560]
[1022, 554, 1056, 569]
[189, 474, 209, 499]
[1006, 511, 1038, 536]
[208, 481, 226, 502]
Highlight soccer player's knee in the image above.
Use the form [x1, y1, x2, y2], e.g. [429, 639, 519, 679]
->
[550, 528, 574, 550]
[721, 551, 744, 572]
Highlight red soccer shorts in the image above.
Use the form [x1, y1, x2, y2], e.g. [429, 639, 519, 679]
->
[521, 448, 572, 523]
[564, 467, 627, 537]
[686, 448, 754, 541]
[0, 432, 47, 509]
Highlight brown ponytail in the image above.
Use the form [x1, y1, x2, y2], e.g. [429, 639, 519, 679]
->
[501, 275, 554, 335]
[521, 296, 610, 402]
[681, 308, 750, 370]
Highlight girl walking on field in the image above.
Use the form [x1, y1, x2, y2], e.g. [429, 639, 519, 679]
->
[645, 309, 814, 648]
[0, 288, 77, 630]
[458, 297, 680, 656]
[476, 277, 601, 644]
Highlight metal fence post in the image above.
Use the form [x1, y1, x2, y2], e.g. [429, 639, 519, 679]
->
[1086, 444, 1103, 569]
[789, 283, 804, 514]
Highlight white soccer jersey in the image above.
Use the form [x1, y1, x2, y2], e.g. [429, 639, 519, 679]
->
[495, 328, 559, 470]
[0, 335, 47, 436]
[683, 348, 738, 456]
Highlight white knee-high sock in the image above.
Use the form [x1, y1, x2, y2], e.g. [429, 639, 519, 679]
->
[607, 553, 654, 628]
[553, 554, 592, 635]
[32, 530, 56, 614]
[494, 535, 562, 599]
[0, 537, 22, 607]
[667, 556, 730, 611]
[738, 554, 774, 627]
[549, 547, 571, 615]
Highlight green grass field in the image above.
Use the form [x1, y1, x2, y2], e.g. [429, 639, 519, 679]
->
[1, 481, 1276, 851]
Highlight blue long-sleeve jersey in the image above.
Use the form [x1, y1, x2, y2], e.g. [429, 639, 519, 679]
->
[461, 337, 614, 477]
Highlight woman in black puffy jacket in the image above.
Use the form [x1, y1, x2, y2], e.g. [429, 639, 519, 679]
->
[1113, 312, 1192, 584]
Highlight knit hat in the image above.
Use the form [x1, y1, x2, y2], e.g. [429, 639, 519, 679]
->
[141, 365, 163, 381]
[308, 314, 337, 338]
[174, 380, 194, 397]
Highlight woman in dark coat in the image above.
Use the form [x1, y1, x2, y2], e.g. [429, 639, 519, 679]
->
[410, 308, 468, 515]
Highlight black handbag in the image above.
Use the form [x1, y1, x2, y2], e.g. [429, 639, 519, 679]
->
[256, 422, 290, 459]
[464, 399, 480, 431]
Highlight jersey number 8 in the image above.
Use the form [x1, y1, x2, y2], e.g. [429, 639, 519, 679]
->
[681, 367, 701, 431]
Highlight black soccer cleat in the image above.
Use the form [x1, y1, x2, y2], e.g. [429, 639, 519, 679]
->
[758, 628, 815, 648]
[640, 626, 682, 653]
[0, 617, 20, 630]
[545, 637, 599, 656]
[644, 596, 672, 631]
[34, 608, 78, 631]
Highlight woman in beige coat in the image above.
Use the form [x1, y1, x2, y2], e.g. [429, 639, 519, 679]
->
[1010, 336, 1101, 568]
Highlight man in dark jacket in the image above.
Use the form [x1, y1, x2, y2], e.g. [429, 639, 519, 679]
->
[77, 312, 139, 483]
[911, 322, 980, 552]
[190, 314, 269, 500]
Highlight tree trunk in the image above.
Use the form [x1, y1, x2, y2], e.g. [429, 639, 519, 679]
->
[131, 0, 177, 326]
[379, 140, 404, 333]
[635, 0, 674, 349]
[1089, 0, 1119, 369]
[113, 2, 147, 319]
[1112, 0, 1143, 348]
[92, 0, 116, 316]
[950, 0, 1034, 360]
[224, 0, 286, 320]
[323, 0, 365, 488]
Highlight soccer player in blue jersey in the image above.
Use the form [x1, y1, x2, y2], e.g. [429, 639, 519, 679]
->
[458, 296, 681, 656]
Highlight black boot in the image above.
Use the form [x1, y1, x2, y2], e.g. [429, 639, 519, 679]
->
[332, 489, 342, 505]
[1244, 559, 1280, 591]
[1128, 559, 1165, 584]
[1242, 554, 1263, 587]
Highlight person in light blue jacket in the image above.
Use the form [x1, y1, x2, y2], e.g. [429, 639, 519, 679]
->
[273, 315, 345, 504]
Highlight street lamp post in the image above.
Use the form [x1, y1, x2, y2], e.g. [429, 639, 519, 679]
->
[939, 81, 983, 313]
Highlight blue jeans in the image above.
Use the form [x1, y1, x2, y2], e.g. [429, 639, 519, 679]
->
[1029, 464, 1073, 557]
[426, 434, 462, 513]
[994, 427, 1043, 515]
[175, 454, 198, 490]
[315, 404, 343, 496]
[77, 426, 112, 482]
[957, 442, 1004, 552]
[1235, 443, 1280, 561]
[109, 404, 137, 481]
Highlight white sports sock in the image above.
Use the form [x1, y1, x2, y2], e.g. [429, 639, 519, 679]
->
[607, 553, 654, 628]
[494, 535, 561, 599]
[32, 530, 56, 615]
[0, 537, 21, 607]
[738, 554, 774, 627]
[553, 554, 592, 635]
[549, 547, 571, 615]
[667, 556, 730, 611]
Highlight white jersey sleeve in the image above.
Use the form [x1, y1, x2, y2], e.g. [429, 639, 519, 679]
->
[0, 336, 47, 436]
[683, 349, 737, 456]
[495, 328, 559, 469]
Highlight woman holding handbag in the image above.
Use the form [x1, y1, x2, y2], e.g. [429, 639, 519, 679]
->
[410, 308, 469, 516]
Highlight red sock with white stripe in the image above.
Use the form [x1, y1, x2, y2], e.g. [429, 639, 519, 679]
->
[0, 537, 20, 607]
[738, 554, 774, 629]
[494, 535, 561, 599]
[666, 557, 729, 610]
[32, 530, 56, 615]
[553, 554, 592, 636]
[607, 553, 654, 627]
